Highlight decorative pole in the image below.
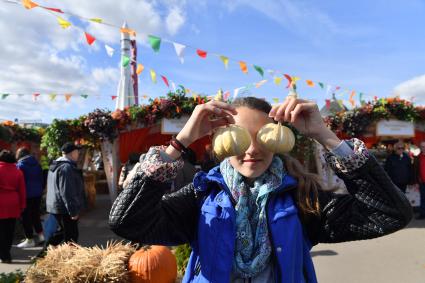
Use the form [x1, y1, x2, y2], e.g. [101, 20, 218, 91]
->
[131, 39, 138, 106]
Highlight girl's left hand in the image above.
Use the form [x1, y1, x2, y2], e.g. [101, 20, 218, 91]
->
[268, 96, 341, 148]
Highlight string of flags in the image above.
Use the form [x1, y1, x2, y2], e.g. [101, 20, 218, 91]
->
[3, 0, 375, 108]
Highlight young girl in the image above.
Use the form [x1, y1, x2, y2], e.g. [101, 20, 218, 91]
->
[109, 96, 412, 282]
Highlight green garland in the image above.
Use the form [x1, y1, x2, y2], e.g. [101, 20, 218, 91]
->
[40, 90, 208, 158]
[0, 121, 42, 144]
[325, 97, 425, 137]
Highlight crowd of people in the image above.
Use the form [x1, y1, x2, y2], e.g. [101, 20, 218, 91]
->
[384, 141, 425, 219]
[0, 142, 87, 263]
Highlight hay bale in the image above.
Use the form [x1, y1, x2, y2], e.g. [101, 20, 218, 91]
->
[25, 242, 136, 283]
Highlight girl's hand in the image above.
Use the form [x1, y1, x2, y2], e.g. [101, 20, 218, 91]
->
[177, 100, 237, 147]
[269, 96, 341, 149]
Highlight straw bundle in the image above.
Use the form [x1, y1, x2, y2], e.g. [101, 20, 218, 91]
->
[25, 241, 136, 283]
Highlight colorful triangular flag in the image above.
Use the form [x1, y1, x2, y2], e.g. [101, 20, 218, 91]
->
[32, 93, 40, 101]
[84, 32, 96, 45]
[22, 0, 38, 9]
[318, 82, 324, 89]
[253, 65, 264, 77]
[80, 94, 88, 99]
[1, 94, 9, 99]
[90, 18, 103, 23]
[105, 44, 114, 57]
[111, 95, 117, 100]
[255, 80, 267, 88]
[272, 98, 279, 104]
[239, 61, 248, 74]
[150, 69, 157, 83]
[325, 99, 331, 109]
[120, 27, 136, 36]
[57, 16, 71, 29]
[173, 42, 186, 64]
[161, 75, 169, 87]
[306, 80, 314, 87]
[283, 74, 292, 88]
[44, 7, 63, 13]
[273, 77, 282, 85]
[65, 94, 72, 102]
[122, 55, 130, 67]
[196, 49, 207, 58]
[49, 94, 57, 101]
[148, 35, 161, 52]
[220, 56, 229, 69]
[136, 64, 144, 75]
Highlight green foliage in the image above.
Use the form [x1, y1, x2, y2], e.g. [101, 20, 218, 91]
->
[41, 119, 73, 159]
[0, 122, 42, 144]
[0, 269, 25, 283]
[174, 244, 192, 275]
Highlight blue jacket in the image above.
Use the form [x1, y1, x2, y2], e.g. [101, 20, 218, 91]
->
[182, 167, 317, 283]
[16, 155, 44, 198]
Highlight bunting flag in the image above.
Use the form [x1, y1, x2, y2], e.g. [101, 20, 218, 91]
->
[223, 91, 230, 101]
[142, 95, 148, 99]
[318, 82, 324, 89]
[111, 95, 117, 100]
[273, 77, 282, 85]
[337, 100, 344, 108]
[44, 7, 63, 13]
[220, 56, 229, 69]
[80, 94, 88, 99]
[136, 63, 144, 75]
[196, 49, 207, 58]
[272, 98, 279, 104]
[306, 80, 314, 87]
[65, 94, 72, 102]
[335, 86, 341, 91]
[1, 94, 9, 99]
[84, 32, 96, 45]
[233, 87, 243, 99]
[150, 69, 157, 83]
[325, 99, 331, 109]
[105, 44, 114, 57]
[90, 18, 103, 23]
[161, 75, 169, 87]
[239, 61, 248, 74]
[120, 27, 136, 36]
[22, 0, 38, 9]
[253, 65, 264, 77]
[32, 93, 40, 101]
[283, 74, 292, 88]
[148, 35, 161, 52]
[255, 80, 267, 88]
[57, 16, 71, 29]
[349, 91, 356, 107]
[122, 55, 130, 67]
[49, 94, 57, 101]
[17, 94, 24, 97]
[173, 42, 186, 64]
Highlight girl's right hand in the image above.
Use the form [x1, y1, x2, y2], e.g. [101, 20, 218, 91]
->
[176, 100, 237, 147]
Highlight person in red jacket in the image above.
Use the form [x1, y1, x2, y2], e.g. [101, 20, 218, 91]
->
[0, 149, 26, 263]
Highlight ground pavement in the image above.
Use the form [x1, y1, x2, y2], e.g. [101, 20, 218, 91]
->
[1, 195, 425, 282]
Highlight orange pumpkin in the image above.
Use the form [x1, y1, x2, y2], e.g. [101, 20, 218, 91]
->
[128, 245, 177, 283]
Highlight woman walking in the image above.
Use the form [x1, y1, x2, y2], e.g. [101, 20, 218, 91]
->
[0, 150, 26, 263]
[110, 96, 412, 282]
[16, 147, 45, 248]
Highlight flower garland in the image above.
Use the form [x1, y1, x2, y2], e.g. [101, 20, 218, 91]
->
[325, 97, 425, 137]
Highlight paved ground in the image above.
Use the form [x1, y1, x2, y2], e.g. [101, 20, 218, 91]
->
[0, 194, 121, 275]
[1, 195, 425, 283]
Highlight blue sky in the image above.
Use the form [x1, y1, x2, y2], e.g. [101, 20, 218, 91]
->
[1, 0, 425, 122]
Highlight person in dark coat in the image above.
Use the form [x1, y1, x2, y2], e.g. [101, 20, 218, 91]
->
[45, 142, 86, 245]
[384, 141, 414, 193]
[15, 147, 45, 248]
[0, 150, 26, 263]
[109, 97, 412, 282]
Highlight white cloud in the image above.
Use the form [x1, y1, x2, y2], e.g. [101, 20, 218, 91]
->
[393, 75, 425, 104]
[0, 0, 189, 122]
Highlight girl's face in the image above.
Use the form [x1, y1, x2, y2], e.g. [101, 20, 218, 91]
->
[229, 106, 274, 179]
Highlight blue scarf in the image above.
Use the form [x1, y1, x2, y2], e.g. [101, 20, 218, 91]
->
[220, 156, 284, 278]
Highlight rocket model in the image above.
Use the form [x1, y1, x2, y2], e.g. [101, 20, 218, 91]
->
[115, 22, 135, 110]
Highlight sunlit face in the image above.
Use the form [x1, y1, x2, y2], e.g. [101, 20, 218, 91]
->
[229, 106, 274, 179]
